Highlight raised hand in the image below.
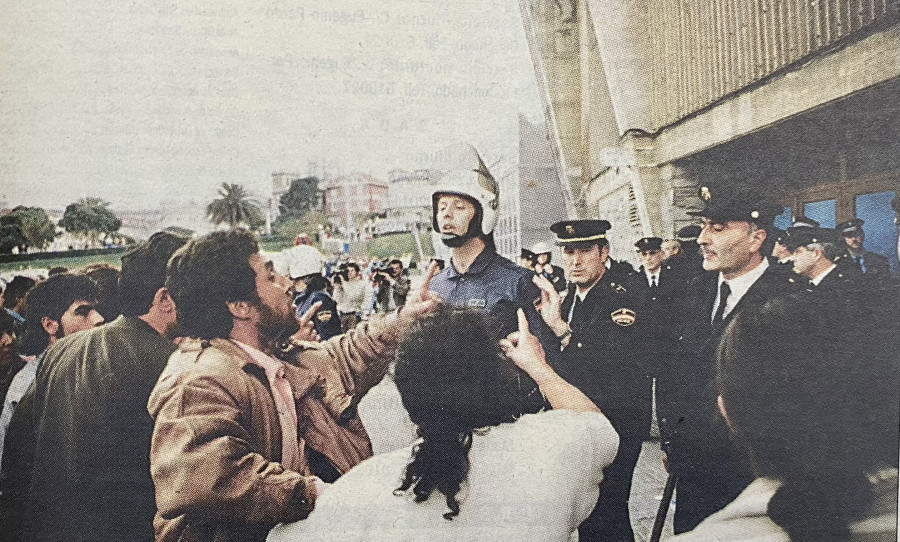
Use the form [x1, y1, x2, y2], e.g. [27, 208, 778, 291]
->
[499, 308, 550, 380]
[291, 301, 322, 343]
[532, 274, 567, 336]
[398, 261, 441, 321]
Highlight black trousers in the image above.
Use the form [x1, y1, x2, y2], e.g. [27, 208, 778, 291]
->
[578, 435, 644, 542]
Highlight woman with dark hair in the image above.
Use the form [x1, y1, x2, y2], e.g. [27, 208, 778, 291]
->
[268, 305, 619, 542]
[671, 296, 898, 542]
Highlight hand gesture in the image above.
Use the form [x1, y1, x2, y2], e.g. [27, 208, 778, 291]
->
[397, 261, 441, 322]
[291, 301, 322, 343]
[499, 309, 550, 381]
[532, 274, 567, 335]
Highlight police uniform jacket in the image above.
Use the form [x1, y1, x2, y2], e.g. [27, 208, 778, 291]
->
[554, 278, 652, 438]
[295, 289, 341, 341]
[658, 265, 797, 463]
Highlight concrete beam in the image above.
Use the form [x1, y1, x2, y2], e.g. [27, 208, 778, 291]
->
[652, 25, 900, 166]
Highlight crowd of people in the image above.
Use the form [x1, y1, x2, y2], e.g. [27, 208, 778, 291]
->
[0, 142, 896, 542]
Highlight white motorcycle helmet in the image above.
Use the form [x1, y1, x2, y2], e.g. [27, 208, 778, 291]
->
[530, 242, 552, 256]
[430, 143, 500, 243]
[283, 245, 323, 280]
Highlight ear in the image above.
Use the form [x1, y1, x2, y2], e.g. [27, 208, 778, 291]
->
[152, 287, 176, 314]
[599, 244, 610, 261]
[226, 300, 254, 320]
[41, 316, 60, 337]
[718, 395, 736, 433]
[749, 227, 767, 252]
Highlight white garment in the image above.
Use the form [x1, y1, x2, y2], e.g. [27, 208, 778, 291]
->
[334, 278, 367, 314]
[670, 470, 899, 542]
[268, 410, 619, 542]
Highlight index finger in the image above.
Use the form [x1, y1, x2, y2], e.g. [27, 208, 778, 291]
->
[532, 273, 556, 295]
[516, 308, 531, 335]
[298, 301, 323, 326]
[417, 261, 440, 300]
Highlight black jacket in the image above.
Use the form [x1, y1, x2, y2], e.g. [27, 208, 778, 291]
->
[554, 276, 653, 438]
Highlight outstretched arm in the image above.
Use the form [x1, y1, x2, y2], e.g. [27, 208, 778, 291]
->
[500, 309, 599, 413]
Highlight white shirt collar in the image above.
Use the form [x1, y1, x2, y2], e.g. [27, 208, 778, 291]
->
[810, 263, 837, 286]
[715, 258, 769, 320]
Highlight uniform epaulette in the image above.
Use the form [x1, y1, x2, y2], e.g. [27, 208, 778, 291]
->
[609, 281, 628, 293]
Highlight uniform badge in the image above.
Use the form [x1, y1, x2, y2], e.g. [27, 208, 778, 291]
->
[466, 298, 486, 308]
[611, 308, 636, 326]
[565, 225, 575, 235]
[316, 310, 333, 322]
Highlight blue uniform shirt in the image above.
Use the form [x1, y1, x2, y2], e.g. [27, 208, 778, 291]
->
[430, 248, 557, 354]
[294, 289, 342, 341]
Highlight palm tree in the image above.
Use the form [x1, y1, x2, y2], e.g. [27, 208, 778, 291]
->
[207, 183, 263, 230]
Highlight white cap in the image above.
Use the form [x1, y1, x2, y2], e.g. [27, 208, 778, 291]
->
[530, 242, 552, 255]
[283, 245, 323, 279]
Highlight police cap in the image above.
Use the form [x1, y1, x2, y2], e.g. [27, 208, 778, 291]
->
[550, 220, 611, 247]
[836, 218, 865, 236]
[634, 237, 663, 252]
[782, 226, 839, 251]
[688, 186, 782, 226]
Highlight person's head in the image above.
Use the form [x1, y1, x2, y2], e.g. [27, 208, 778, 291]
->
[394, 305, 522, 519]
[689, 187, 780, 279]
[550, 220, 611, 292]
[167, 230, 297, 342]
[0, 309, 18, 369]
[717, 296, 897, 542]
[634, 237, 665, 273]
[19, 274, 103, 356]
[345, 262, 360, 280]
[430, 144, 499, 249]
[530, 242, 552, 265]
[782, 227, 843, 279]
[661, 239, 681, 260]
[389, 259, 404, 277]
[1, 275, 37, 313]
[47, 266, 69, 276]
[119, 231, 188, 335]
[518, 248, 535, 269]
[837, 218, 865, 253]
[284, 245, 324, 293]
[80, 263, 121, 323]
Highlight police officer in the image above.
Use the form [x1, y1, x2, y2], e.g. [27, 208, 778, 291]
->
[783, 226, 858, 292]
[837, 218, 891, 279]
[427, 143, 554, 409]
[285, 244, 341, 341]
[658, 186, 797, 534]
[530, 241, 567, 292]
[533, 219, 651, 542]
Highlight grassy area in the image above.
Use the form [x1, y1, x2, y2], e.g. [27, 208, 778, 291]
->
[0, 252, 124, 273]
[366, 232, 434, 260]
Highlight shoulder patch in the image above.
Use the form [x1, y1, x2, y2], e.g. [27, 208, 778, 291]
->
[316, 310, 333, 322]
[611, 308, 636, 326]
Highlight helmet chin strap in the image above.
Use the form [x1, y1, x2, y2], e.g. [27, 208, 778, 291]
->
[440, 232, 469, 248]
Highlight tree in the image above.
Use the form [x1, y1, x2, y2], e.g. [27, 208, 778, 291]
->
[207, 183, 263, 230]
[5, 206, 56, 251]
[59, 197, 122, 247]
[277, 177, 319, 221]
[0, 219, 27, 254]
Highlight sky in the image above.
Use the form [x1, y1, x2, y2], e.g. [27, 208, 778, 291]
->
[0, 0, 543, 212]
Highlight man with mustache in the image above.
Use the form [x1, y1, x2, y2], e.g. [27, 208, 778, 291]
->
[657, 186, 796, 533]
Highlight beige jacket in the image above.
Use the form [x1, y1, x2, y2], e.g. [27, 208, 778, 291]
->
[147, 316, 400, 542]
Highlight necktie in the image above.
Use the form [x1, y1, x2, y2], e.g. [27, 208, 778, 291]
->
[712, 282, 731, 325]
[651, 275, 657, 288]
[567, 295, 580, 324]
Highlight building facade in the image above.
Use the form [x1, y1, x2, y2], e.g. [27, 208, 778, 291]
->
[323, 173, 389, 231]
[520, 0, 900, 272]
